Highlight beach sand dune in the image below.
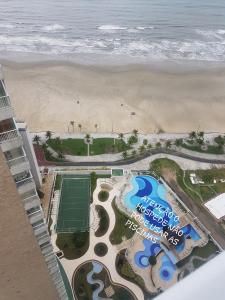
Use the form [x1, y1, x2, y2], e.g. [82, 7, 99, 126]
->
[2, 61, 225, 133]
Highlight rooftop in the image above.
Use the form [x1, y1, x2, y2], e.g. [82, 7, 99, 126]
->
[204, 193, 225, 219]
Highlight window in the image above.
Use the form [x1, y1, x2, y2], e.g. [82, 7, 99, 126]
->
[36, 230, 48, 239]
[14, 171, 30, 183]
[26, 205, 41, 215]
[4, 147, 24, 161]
[32, 219, 44, 229]
[0, 118, 15, 133]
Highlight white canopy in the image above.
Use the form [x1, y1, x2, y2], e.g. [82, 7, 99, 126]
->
[204, 193, 225, 219]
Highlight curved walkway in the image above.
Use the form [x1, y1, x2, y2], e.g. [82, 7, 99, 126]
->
[43, 148, 225, 167]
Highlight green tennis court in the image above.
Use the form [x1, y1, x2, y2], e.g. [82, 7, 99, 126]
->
[56, 174, 90, 232]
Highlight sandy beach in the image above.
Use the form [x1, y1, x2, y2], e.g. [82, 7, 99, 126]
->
[2, 60, 225, 134]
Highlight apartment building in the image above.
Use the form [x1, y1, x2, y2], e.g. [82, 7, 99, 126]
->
[0, 68, 68, 299]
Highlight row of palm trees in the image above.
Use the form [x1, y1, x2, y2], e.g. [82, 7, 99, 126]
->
[69, 121, 98, 133]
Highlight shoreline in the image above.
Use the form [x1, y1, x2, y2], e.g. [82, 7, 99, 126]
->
[1, 59, 225, 134]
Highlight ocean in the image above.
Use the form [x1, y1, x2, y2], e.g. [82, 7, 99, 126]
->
[0, 0, 225, 65]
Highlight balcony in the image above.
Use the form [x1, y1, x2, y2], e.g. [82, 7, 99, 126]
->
[0, 129, 23, 152]
[23, 194, 41, 211]
[17, 177, 36, 195]
[28, 210, 44, 225]
[0, 96, 13, 122]
[8, 156, 30, 176]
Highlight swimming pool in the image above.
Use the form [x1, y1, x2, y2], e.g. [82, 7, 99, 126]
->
[125, 175, 179, 229]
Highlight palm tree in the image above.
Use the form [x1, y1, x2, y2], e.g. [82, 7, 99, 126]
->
[175, 138, 183, 147]
[198, 131, 204, 139]
[119, 133, 124, 139]
[122, 151, 128, 159]
[45, 131, 52, 140]
[33, 135, 41, 145]
[84, 134, 91, 156]
[70, 121, 75, 133]
[131, 150, 137, 157]
[147, 143, 152, 151]
[78, 123, 82, 132]
[94, 124, 98, 132]
[143, 139, 148, 146]
[85, 134, 91, 143]
[132, 129, 138, 136]
[156, 142, 161, 148]
[139, 145, 146, 154]
[189, 131, 196, 140]
[166, 140, 172, 148]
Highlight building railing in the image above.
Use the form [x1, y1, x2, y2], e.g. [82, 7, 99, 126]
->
[0, 129, 19, 143]
[7, 155, 28, 168]
[0, 95, 11, 108]
[16, 176, 33, 188]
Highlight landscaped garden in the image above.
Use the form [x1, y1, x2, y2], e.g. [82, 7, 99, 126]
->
[109, 198, 137, 245]
[95, 205, 110, 237]
[150, 158, 225, 203]
[116, 250, 156, 300]
[98, 190, 109, 202]
[47, 137, 130, 156]
[94, 243, 108, 256]
[56, 231, 89, 260]
[73, 261, 137, 300]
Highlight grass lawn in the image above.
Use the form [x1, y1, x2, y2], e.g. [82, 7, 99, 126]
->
[110, 198, 136, 245]
[56, 231, 89, 260]
[47, 138, 129, 156]
[185, 168, 225, 202]
[182, 143, 224, 154]
[95, 205, 110, 237]
[73, 263, 93, 300]
[150, 158, 225, 204]
[54, 174, 62, 191]
[150, 159, 207, 204]
[47, 138, 87, 155]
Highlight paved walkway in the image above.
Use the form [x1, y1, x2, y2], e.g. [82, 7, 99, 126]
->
[50, 177, 144, 300]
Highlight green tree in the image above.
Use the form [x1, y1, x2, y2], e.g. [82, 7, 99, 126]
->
[156, 142, 161, 148]
[45, 131, 52, 140]
[139, 145, 145, 154]
[119, 133, 124, 139]
[128, 135, 138, 145]
[132, 129, 138, 136]
[70, 121, 75, 133]
[122, 151, 128, 159]
[94, 124, 98, 132]
[33, 135, 41, 145]
[175, 138, 183, 147]
[198, 131, 204, 139]
[131, 150, 137, 157]
[214, 135, 225, 146]
[147, 143, 152, 151]
[166, 140, 172, 148]
[189, 131, 196, 139]
[143, 139, 148, 146]
[78, 123, 82, 132]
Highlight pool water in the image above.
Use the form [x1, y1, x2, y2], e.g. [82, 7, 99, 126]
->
[125, 175, 203, 283]
[125, 175, 179, 229]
